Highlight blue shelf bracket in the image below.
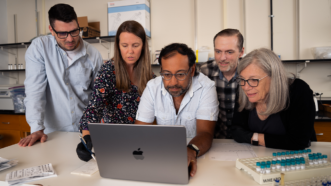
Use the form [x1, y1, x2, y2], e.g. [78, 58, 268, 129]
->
[296, 60, 310, 78]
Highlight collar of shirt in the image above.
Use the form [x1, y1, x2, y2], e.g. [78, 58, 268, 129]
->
[218, 69, 238, 83]
[52, 36, 88, 57]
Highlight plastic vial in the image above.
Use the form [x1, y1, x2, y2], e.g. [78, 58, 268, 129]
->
[286, 162, 291, 171]
[267, 161, 271, 166]
[266, 164, 271, 174]
[13, 64, 16, 69]
[291, 161, 296, 171]
[256, 162, 261, 172]
[273, 153, 277, 160]
[281, 152, 286, 160]
[274, 178, 280, 186]
[323, 155, 328, 164]
[260, 165, 266, 174]
[298, 150, 302, 158]
[309, 157, 314, 166]
[281, 162, 286, 172]
[276, 160, 281, 170]
[327, 176, 331, 185]
[271, 160, 276, 171]
[318, 156, 323, 165]
[277, 152, 282, 160]
[296, 161, 301, 170]
[286, 151, 290, 159]
[10, 64, 12, 70]
[322, 180, 327, 186]
[314, 156, 320, 165]
[303, 150, 308, 157]
[307, 149, 312, 153]
[294, 151, 298, 158]
[290, 151, 295, 159]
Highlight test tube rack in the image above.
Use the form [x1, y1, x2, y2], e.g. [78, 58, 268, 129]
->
[235, 156, 331, 185]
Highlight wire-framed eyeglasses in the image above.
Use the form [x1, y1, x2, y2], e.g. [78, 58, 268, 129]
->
[51, 26, 80, 39]
[160, 68, 191, 81]
[237, 75, 268, 87]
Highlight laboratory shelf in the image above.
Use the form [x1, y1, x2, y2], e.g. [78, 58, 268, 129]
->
[282, 59, 331, 63]
[0, 69, 25, 72]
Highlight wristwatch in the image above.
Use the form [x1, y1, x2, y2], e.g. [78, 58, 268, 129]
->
[252, 133, 259, 146]
[187, 144, 200, 158]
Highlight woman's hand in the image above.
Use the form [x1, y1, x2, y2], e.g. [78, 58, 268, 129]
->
[258, 134, 265, 146]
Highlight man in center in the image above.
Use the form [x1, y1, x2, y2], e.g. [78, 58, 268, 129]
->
[199, 28, 245, 139]
[135, 43, 219, 177]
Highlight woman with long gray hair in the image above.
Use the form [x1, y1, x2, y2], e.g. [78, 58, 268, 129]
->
[232, 48, 316, 150]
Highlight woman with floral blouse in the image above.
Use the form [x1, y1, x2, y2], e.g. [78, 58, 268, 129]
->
[76, 21, 154, 161]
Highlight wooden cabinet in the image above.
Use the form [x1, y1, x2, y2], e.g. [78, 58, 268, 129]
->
[0, 114, 30, 148]
[314, 122, 331, 142]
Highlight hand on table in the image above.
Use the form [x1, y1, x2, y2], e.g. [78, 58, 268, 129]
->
[18, 130, 48, 147]
[76, 135, 93, 162]
[187, 147, 197, 177]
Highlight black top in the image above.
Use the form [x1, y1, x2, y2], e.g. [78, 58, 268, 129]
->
[248, 108, 286, 135]
[232, 79, 317, 150]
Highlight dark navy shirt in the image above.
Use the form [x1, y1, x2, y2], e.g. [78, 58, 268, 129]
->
[248, 108, 286, 135]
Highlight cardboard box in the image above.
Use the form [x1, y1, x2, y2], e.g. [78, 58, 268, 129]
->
[77, 16, 100, 38]
[107, 0, 151, 37]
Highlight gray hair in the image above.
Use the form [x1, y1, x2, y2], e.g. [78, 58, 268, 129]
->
[237, 48, 292, 115]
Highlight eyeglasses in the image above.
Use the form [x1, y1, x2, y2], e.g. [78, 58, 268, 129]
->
[237, 75, 268, 87]
[160, 68, 191, 81]
[51, 26, 80, 39]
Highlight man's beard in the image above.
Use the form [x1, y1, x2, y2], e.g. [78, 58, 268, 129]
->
[166, 77, 192, 97]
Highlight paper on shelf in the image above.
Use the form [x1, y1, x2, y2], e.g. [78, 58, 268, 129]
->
[209, 143, 257, 161]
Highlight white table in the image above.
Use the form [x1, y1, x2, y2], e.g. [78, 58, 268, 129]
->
[0, 132, 330, 186]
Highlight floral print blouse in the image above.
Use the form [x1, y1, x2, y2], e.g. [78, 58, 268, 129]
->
[79, 60, 153, 131]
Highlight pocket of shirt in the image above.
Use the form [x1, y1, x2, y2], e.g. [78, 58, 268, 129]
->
[75, 67, 92, 87]
[156, 112, 172, 125]
[180, 112, 196, 138]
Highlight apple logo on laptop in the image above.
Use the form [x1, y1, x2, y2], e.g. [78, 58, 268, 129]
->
[132, 148, 144, 160]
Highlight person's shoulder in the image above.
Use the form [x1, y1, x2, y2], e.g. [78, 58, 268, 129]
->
[199, 60, 217, 70]
[198, 60, 219, 77]
[101, 60, 115, 71]
[290, 78, 311, 91]
[30, 35, 54, 46]
[82, 39, 100, 53]
[196, 72, 215, 87]
[146, 76, 162, 88]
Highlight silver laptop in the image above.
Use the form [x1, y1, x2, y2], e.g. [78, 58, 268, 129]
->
[88, 123, 189, 184]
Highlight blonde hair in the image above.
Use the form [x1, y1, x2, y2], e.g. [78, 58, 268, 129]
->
[114, 21, 153, 95]
[237, 48, 293, 115]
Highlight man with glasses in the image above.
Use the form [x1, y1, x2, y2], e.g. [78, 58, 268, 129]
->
[198, 29, 245, 139]
[135, 43, 219, 177]
[19, 4, 103, 147]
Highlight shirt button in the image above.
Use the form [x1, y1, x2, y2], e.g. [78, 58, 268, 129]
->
[227, 99, 229, 100]
[72, 123, 74, 125]
[66, 83, 68, 85]
[71, 111, 74, 114]
[63, 52, 66, 55]
[70, 97, 72, 99]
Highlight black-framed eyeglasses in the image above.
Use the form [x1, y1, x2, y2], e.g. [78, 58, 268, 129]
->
[237, 75, 268, 87]
[51, 26, 80, 39]
[160, 68, 191, 81]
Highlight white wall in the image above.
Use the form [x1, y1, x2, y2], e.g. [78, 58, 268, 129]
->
[0, 0, 9, 84]
[2, 0, 331, 97]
